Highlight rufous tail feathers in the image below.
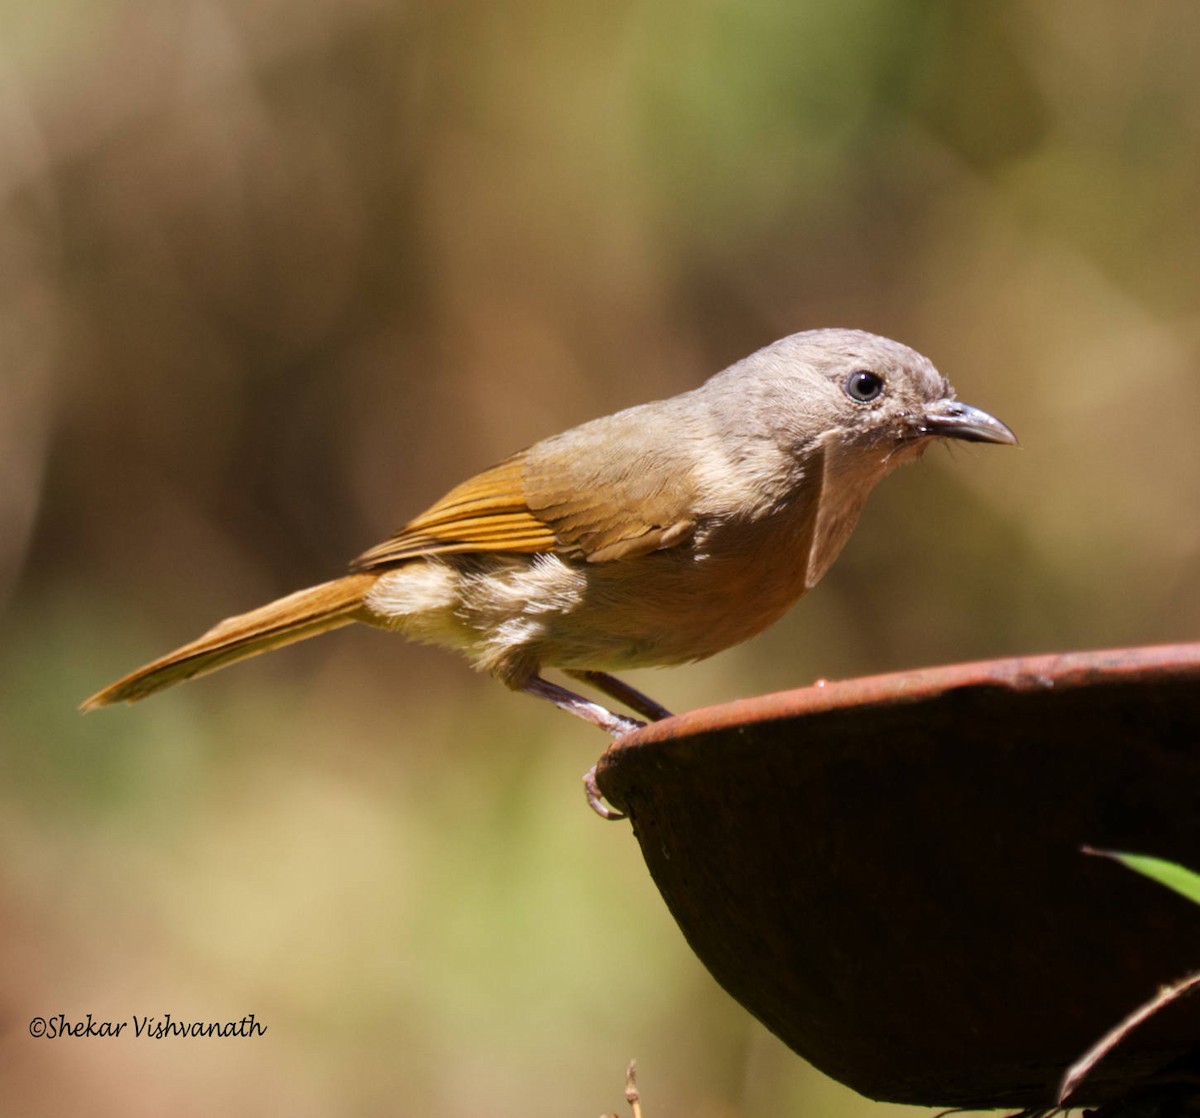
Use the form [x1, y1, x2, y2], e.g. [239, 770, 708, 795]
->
[81, 573, 377, 710]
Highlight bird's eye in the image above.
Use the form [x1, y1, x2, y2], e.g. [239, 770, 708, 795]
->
[844, 370, 885, 403]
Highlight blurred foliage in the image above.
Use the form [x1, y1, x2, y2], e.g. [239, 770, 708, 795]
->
[3, 0, 1200, 1114]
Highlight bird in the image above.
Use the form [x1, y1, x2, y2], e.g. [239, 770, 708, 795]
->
[82, 329, 1016, 815]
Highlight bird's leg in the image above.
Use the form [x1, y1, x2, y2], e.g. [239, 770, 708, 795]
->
[565, 669, 674, 723]
[522, 675, 644, 737]
[520, 675, 636, 820]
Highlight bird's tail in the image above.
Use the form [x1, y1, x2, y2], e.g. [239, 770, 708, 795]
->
[81, 573, 377, 710]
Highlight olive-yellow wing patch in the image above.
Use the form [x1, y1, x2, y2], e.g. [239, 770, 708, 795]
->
[351, 456, 557, 568]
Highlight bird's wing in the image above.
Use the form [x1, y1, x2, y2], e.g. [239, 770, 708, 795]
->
[351, 456, 557, 567]
[351, 420, 699, 570]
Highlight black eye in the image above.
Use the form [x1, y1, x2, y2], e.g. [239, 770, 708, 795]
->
[845, 370, 884, 403]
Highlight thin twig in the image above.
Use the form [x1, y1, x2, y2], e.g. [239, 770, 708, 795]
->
[601, 1060, 643, 1118]
[625, 1060, 642, 1118]
[1058, 971, 1200, 1105]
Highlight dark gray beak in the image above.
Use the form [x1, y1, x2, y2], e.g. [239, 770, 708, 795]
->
[920, 399, 1017, 446]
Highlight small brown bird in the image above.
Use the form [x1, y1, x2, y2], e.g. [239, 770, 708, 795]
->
[83, 329, 1015, 814]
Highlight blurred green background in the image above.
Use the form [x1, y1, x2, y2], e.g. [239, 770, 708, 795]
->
[3, 1, 1200, 1114]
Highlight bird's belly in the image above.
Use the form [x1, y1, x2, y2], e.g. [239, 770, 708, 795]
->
[533, 542, 815, 671]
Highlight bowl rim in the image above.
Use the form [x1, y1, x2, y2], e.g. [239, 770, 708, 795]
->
[607, 640, 1200, 751]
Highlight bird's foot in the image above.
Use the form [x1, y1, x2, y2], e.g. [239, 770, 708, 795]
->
[583, 763, 625, 821]
[520, 675, 639, 819]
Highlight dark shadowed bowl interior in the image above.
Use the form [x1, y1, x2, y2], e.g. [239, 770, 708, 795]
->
[595, 643, 1200, 1111]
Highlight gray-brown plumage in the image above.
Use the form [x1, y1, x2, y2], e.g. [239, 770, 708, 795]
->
[82, 329, 1015, 760]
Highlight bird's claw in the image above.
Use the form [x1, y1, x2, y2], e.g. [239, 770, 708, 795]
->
[584, 764, 625, 821]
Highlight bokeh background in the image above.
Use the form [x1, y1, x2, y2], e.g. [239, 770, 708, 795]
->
[3, 1, 1200, 1114]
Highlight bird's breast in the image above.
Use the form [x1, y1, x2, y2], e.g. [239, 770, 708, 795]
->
[534, 493, 826, 671]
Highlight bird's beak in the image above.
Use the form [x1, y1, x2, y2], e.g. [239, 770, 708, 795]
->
[920, 399, 1017, 446]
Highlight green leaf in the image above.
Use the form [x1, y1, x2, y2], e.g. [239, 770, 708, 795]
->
[1085, 848, 1200, 907]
